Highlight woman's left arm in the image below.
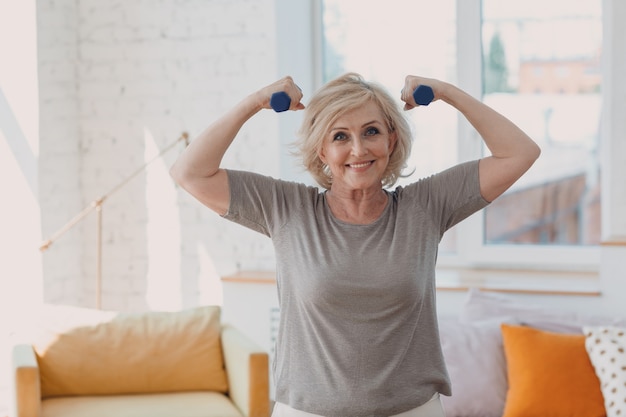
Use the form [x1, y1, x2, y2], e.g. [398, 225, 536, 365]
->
[402, 76, 541, 202]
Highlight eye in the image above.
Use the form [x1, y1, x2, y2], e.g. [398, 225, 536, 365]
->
[365, 126, 380, 136]
[333, 132, 348, 141]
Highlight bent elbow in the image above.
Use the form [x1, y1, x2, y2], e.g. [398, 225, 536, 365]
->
[532, 141, 542, 160]
[522, 139, 541, 169]
[529, 141, 542, 165]
[169, 162, 189, 188]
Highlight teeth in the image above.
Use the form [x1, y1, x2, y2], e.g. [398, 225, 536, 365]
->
[350, 162, 371, 168]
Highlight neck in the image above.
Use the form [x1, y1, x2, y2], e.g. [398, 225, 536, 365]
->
[326, 187, 388, 224]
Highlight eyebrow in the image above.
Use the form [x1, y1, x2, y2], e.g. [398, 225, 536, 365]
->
[330, 120, 381, 131]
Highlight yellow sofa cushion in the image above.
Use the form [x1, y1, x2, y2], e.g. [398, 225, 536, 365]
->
[41, 392, 243, 417]
[26, 304, 228, 398]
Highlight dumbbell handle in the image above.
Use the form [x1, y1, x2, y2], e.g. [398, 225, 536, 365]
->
[413, 85, 434, 106]
[271, 84, 433, 112]
[270, 92, 291, 112]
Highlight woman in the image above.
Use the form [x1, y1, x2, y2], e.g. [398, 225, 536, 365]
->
[170, 73, 540, 417]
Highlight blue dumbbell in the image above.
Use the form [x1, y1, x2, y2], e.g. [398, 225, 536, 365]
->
[413, 85, 434, 106]
[271, 84, 433, 111]
[270, 92, 291, 112]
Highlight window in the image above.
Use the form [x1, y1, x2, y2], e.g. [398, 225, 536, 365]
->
[321, 0, 458, 252]
[310, 0, 603, 271]
[481, 0, 602, 246]
[321, 0, 457, 182]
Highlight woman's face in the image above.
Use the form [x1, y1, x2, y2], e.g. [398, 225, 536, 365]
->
[318, 101, 396, 193]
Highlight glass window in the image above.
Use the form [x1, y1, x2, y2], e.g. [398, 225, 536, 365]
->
[321, 0, 457, 252]
[481, 0, 602, 246]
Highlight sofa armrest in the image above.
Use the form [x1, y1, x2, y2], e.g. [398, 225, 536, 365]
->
[221, 325, 270, 417]
[11, 344, 41, 417]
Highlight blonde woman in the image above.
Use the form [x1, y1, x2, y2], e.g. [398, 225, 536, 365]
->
[170, 73, 540, 417]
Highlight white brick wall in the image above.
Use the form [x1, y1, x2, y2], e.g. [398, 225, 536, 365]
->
[37, 0, 85, 306]
[38, 0, 280, 311]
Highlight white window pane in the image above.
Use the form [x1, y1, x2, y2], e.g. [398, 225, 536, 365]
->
[481, 0, 602, 246]
[321, 0, 457, 252]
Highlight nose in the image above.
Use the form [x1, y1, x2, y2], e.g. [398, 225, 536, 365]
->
[351, 137, 367, 157]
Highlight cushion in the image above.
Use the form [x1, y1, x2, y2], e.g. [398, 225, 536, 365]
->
[460, 289, 578, 326]
[41, 391, 243, 417]
[500, 323, 605, 417]
[438, 317, 509, 417]
[461, 288, 626, 333]
[584, 326, 626, 417]
[27, 304, 228, 398]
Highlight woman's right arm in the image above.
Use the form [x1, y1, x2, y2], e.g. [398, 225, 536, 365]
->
[169, 77, 303, 215]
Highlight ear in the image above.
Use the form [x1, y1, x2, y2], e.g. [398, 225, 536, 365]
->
[318, 147, 327, 164]
[389, 131, 398, 152]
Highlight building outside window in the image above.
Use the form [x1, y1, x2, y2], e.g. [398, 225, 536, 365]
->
[481, 0, 602, 246]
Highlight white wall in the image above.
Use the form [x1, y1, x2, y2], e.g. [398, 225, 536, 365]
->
[0, 0, 43, 330]
[0, 0, 43, 408]
[37, 0, 84, 308]
[595, 0, 626, 315]
[36, 0, 281, 311]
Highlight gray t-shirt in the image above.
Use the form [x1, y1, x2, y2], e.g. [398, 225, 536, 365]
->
[223, 160, 489, 417]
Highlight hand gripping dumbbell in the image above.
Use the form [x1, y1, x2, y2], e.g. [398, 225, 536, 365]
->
[270, 84, 434, 112]
[270, 92, 292, 112]
[412, 84, 434, 106]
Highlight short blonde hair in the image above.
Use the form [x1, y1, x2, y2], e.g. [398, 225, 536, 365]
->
[294, 73, 413, 189]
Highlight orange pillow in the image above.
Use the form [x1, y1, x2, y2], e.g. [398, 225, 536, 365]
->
[500, 323, 606, 417]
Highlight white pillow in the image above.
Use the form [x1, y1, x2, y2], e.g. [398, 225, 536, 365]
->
[584, 326, 626, 417]
[460, 289, 626, 333]
[438, 317, 509, 417]
[460, 288, 577, 325]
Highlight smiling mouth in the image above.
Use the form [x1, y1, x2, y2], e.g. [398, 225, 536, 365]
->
[348, 161, 373, 169]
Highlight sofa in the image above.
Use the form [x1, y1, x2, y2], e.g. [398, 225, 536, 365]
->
[9, 304, 270, 417]
[439, 289, 626, 417]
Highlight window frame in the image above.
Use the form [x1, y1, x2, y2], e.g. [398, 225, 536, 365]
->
[451, 0, 601, 272]
[276, 0, 605, 274]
